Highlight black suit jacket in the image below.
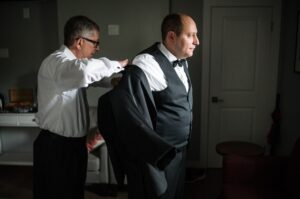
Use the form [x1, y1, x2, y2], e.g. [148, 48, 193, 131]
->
[97, 65, 176, 197]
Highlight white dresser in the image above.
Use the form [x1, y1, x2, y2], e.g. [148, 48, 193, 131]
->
[0, 113, 39, 165]
[0, 112, 110, 183]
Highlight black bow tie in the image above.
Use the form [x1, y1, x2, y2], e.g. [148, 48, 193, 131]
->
[173, 59, 186, 67]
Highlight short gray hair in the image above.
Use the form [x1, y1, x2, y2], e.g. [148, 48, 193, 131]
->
[64, 15, 99, 47]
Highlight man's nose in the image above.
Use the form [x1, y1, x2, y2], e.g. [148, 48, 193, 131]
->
[194, 36, 200, 45]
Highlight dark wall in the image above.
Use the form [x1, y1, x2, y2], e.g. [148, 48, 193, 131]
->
[277, 0, 300, 155]
[0, 0, 58, 102]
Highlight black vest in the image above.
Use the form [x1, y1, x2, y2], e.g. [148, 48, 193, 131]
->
[141, 43, 193, 147]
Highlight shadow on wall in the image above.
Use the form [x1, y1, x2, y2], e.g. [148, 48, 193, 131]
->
[16, 72, 37, 89]
[15, 72, 38, 103]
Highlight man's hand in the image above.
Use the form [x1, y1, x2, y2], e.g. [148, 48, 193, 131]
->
[111, 77, 122, 87]
[111, 59, 128, 87]
[87, 128, 103, 152]
[119, 59, 129, 68]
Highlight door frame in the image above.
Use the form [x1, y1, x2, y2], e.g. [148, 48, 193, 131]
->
[200, 0, 282, 168]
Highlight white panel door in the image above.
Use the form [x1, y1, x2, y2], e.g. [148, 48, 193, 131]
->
[207, 7, 277, 167]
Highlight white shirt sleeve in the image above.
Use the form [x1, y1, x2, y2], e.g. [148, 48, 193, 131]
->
[132, 53, 167, 91]
[43, 56, 123, 92]
[90, 73, 123, 88]
[36, 46, 123, 137]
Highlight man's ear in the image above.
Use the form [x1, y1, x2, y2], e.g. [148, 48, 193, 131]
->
[75, 38, 83, 50]
[166, 31, 176, 43]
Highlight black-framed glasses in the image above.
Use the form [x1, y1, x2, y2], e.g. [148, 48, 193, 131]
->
[80, 37, 99, 48]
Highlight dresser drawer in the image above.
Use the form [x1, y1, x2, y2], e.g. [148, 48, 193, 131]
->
[0, 114, 18, 126]
[18, 114, 37, 127]
[0, 113, 37, 127]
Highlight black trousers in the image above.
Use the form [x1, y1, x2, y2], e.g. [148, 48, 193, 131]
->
[160, 148, 186, 199]
[33, 130, 87, 199]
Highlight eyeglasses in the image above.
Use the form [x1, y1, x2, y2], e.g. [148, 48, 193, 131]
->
[80, 37, 99, 48]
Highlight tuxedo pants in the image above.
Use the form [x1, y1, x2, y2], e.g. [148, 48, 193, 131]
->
[33, 130, 87, 199]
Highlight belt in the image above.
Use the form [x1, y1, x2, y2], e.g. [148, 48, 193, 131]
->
[40, 129, 86, 142]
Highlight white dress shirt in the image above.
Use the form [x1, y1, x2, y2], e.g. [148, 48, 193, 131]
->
[132, 43, 189, 92]
[35, 45, 123, 137]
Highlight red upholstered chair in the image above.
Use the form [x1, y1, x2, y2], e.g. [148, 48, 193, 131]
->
[220, 138, 300, 199]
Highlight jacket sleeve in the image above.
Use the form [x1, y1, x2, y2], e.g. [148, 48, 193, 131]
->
[109, 89, 176, 168]
[97, 91, 125, 185]
[98, 65, 176, 168]
[98, 66, 176, 196]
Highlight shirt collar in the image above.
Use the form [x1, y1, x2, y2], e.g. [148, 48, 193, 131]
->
[158, 43, 177, 63]
[61, 45, 77, 59]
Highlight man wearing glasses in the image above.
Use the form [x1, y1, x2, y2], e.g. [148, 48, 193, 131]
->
[33, 15, 128, 199]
